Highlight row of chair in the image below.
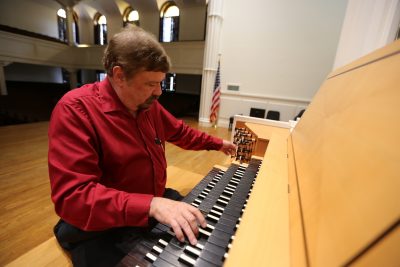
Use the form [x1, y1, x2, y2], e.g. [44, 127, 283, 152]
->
[228, 108, 305, 130]
[249, 108, 280, 120]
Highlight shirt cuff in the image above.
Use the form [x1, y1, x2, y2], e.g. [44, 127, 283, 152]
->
[210, 137, 223, 151]
[125, 194, 154, 227]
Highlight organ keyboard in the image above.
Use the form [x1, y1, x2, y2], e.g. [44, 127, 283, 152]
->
[118, 40, 400, 266]
[117, 159, 262, 267]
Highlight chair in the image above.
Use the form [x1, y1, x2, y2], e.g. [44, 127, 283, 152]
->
[249, 108, 266, 118]
[294, 109, 305, 120]
[229, 116, 234, 130]
[266, 110, 280, 121]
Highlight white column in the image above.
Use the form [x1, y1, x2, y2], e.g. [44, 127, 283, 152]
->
[65, 68, 78, 90]
[199, 0, 224, 126]
[0, 62, 11, 96]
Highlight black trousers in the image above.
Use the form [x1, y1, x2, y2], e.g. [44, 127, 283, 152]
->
[54, 188, 183, 267]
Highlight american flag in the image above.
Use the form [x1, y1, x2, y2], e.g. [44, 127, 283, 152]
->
[210, 60, 221, 124]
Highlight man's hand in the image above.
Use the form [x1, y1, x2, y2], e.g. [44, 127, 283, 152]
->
[149, 197, 207, 245]
[220, 140, 237, 156]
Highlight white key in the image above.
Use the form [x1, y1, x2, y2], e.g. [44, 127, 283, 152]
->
[223, 189, 234, 195]
[220, 195, 230, 201]
[199, 192, 207, 198]
[191, 202, 199, 207]
[185, 245, 201, 256]
[195, 243, 205, 250]
[179, 253, 197, 266]
[199, 228, 211, 237]
[207, 214, 219, 222]
[226, 185, 236, 191]
[152, 245, 163, 254]
[217, 198, 229, 205]
[206, 223, 215, 230]
[145, 252, 157, 262]
[213, 205, 225, 212]
[158, 239, 168, 247]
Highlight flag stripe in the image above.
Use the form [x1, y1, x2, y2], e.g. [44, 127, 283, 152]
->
[210, 60, 221, 124]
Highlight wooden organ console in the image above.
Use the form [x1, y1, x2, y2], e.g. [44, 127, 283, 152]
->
[118, 40, 400, 266]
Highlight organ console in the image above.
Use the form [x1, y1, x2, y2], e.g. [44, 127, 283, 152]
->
[118, 40, 400, 266]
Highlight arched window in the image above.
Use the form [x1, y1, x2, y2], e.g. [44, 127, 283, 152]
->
[72, 11, 80, 44]
[160, 2, 179, 42]
[57, 8, 67, 42]
[123, 7, 140, 27]
[94, 13, 107, 45]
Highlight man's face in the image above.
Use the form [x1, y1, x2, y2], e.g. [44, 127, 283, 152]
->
[118, 70, 165, 112]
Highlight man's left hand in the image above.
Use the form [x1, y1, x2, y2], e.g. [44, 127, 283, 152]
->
[219, 140, 237, 156]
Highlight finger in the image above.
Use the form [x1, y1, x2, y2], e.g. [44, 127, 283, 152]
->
[170, 220, 185, 243]
[178, 217, 197, 245]
[189, 206, 207, 228]
[182, 210, 199, 236]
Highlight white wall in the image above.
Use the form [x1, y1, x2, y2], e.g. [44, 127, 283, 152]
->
[333, 0, 400, 69]
[214, 0, 347, 125]
[0, 0, 62, 39]
[221, 0, 347, 100]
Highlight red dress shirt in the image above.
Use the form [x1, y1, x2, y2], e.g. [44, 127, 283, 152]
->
[48, 78, 222, 231]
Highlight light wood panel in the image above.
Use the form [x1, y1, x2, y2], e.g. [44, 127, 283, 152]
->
[224, 126, 291, 266]
[291, 41, 400, 266]
[352, 225, 400, 267]
[0, 118, 233, 266]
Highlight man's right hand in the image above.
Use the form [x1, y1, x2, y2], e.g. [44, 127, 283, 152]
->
[149, 197, 207, 245]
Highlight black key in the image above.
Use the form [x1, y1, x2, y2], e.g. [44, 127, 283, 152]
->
[198, 248, 224, 266]
[214, 222, 235, 235]
[153, 256, 179, 267]
[158, 248, 184, 266]
[207, 233, 230, 248]
[202, 242, 226, 259]
[193, 257, 220, 267]
[117, 252, 152, 267]
[210, 228, 232, 243]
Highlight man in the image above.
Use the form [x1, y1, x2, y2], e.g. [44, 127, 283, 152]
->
[48, 26, 236, 266]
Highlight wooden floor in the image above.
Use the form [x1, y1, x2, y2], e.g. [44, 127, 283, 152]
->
[0, 118, 232, 266]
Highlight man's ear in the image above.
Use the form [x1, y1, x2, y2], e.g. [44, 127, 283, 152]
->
[112, 66, 125, 85]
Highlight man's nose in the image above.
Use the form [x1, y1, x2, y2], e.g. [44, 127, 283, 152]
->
[154, 83, 162, 96]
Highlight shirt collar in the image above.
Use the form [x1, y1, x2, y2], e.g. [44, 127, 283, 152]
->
[98, 77, 128, 113]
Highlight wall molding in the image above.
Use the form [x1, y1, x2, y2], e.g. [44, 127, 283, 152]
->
[0, 30, 204, 74]
[200, 90, 311, 128]
[220, 90, 311, 104]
